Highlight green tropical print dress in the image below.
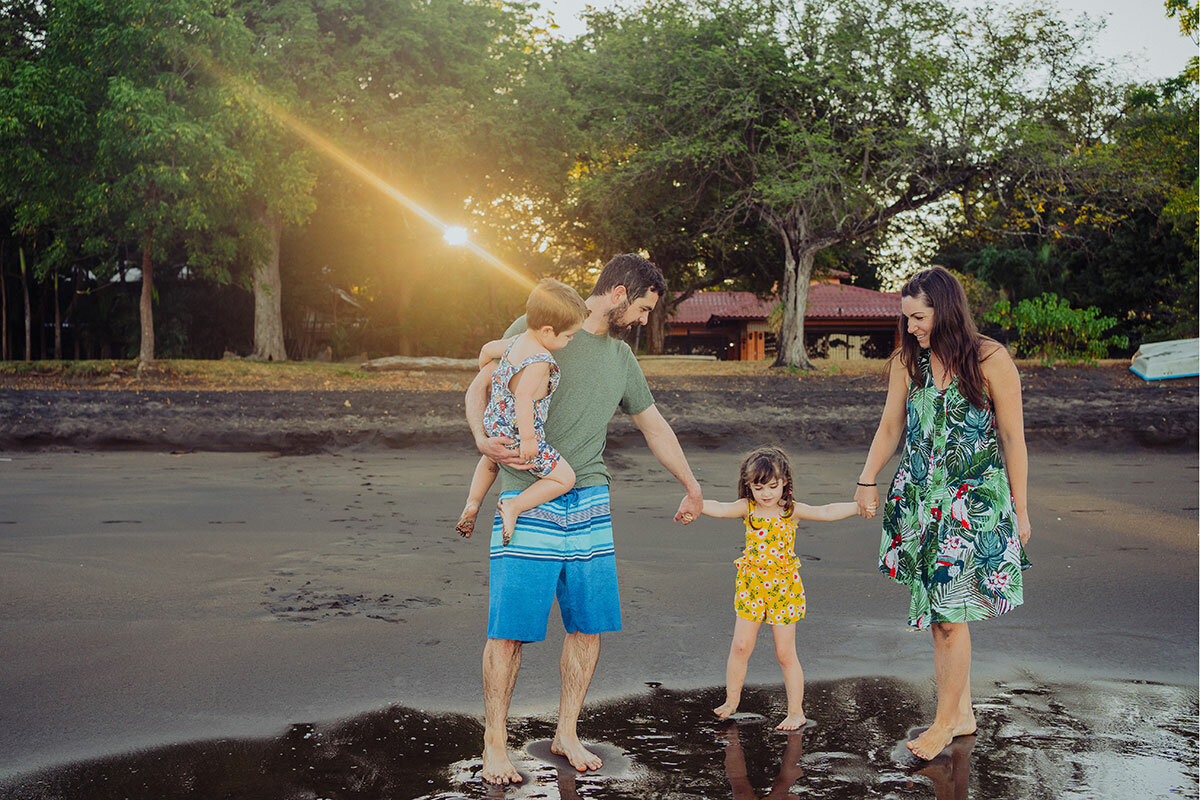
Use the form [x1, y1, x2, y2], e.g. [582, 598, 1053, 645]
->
[879, 349, 1031, 629]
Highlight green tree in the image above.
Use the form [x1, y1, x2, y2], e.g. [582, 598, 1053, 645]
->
[570, 0, 1120, 368]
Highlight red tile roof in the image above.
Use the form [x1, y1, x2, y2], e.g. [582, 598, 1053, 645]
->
[670, 284, 899, 325]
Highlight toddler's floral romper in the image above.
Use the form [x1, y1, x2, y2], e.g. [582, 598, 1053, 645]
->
[481, 338, 562, 477]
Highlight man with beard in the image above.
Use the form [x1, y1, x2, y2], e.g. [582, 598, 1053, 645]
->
[464, 253, 704, 784]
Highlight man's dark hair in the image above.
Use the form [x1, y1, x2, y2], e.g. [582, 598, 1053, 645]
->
[590, 253, 667, 301]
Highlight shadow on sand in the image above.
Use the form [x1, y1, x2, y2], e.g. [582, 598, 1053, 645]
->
[1, 677, 1195, 799]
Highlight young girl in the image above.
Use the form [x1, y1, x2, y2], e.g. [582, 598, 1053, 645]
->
[701, 446, 860, 730]
[456, 277, 588, 544]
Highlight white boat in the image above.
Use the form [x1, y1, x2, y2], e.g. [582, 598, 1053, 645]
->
[1129, 338, 1200, 381]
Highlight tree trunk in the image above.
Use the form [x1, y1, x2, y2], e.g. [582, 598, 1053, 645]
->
[53, 270, 61, 360]
[772, 229, 818, 370]
[19, 246, 31, 361]
[252, 208, 287, 361]
[138, 231, 155, 364]
[646, 296, 666, 354]
[1, 241, 7, 361]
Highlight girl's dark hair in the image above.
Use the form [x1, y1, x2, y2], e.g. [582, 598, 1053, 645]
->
[893, 266, 994, 410]
[736, 446, 794, 517]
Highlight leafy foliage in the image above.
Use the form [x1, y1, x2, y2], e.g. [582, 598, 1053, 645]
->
[985, 292, 1128, 364]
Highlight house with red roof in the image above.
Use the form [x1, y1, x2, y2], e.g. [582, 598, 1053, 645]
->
[666, 275, 901, 360]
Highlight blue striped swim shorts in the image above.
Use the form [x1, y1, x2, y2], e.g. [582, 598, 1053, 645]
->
[487, 484, 621, 643]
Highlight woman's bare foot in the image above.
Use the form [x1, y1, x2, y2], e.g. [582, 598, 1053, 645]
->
[498, 499, 519, 545]
[481, 743, 522, 785]
[551, 733, 602, 772]
[953, 711, 977, 737]
[456, 502, 479, 538]
[713, 698, 739, 719]
[906, 721, 956, 760]
[775, 712, 807, 730]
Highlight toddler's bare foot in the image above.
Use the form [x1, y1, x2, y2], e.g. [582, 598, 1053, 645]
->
[906, 721, 956, 760]
[551, 733, 602, 772]
[456, 502, 479, 538]
[776, 712, 807, 730]
[498, 499, 518, 545]
[713, 699, 739, 719]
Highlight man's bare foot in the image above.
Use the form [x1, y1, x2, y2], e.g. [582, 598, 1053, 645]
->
[551, 734, 603, 772]
[906, 721, 956, 760]
[456, 502, 479, 538]
[498, 499, 519, 545]
[713, 699, 739, 719]
[775, 712, 807, 730]
[481, 743, 522, 785]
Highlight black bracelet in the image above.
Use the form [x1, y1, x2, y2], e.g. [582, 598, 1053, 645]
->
[856, 481, 876, 487]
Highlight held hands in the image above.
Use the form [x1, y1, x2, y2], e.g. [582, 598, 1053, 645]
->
[675, 490, 703, 525]
[854, 484, 879, 519]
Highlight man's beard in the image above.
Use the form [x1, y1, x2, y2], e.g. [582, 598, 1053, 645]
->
[605, 300, 635, 337]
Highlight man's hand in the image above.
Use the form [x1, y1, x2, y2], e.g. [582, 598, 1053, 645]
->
[518, 438, 538, 464]
[674, 490, 703, 524]
[477, 435, 537, 470]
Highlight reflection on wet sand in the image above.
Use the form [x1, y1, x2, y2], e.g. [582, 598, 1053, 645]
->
[721, 722, 806, 800]
[0, 678, 1194, 799]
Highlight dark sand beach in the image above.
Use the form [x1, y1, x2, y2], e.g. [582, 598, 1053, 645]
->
[0, 437, 1196, 798]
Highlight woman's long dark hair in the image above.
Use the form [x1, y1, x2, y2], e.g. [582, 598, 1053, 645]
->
[736, 446, 795, 518]
[893, 267, 994, 410]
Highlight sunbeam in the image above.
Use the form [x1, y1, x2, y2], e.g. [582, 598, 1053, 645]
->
[206, 61, 534, 291]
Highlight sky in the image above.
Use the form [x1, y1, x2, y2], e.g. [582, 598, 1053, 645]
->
[537, 0, 1198, 82]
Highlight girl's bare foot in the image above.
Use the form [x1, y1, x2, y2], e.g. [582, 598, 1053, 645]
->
[498, 499, 518, 545]
[551, 733, 602, 772]
[906, 721, 956, 760]
[456, 502, 479, 538]
[714, 699, 739, 719]
[776, 712, 807, 730]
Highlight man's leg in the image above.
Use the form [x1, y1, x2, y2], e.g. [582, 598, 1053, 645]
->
[482, 637, 523, 784]
[551, 631, 603, 772]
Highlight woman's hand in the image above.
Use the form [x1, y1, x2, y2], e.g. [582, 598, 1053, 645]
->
[1016, 510, 1032, 546]
[855, 484, 879, 519]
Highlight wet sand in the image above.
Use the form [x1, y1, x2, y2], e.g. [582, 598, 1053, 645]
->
[0, 446, 1196, 798]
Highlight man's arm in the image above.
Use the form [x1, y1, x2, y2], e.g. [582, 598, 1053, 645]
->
[630, 403, 703, 524]
[465, 362, 533, 468]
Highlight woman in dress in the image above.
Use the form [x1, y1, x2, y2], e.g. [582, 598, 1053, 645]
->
[855, 266, 1032, 760]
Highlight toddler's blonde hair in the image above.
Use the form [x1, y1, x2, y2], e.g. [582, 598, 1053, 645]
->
[526, 278, 588, 334]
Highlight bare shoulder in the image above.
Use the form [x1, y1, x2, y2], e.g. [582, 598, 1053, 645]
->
[979, 338, 1016, 373]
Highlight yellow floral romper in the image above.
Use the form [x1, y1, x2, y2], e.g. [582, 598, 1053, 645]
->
[734, 501, 806, 625]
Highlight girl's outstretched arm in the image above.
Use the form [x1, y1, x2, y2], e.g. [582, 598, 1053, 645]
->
[792, 501, 859, 522]
[701, 498, 750, 519]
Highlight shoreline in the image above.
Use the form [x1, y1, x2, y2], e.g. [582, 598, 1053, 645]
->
[0, 446, 1195, 787]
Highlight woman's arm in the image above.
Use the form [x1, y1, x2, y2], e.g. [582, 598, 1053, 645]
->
[983, 344, 1031, 545]
[793, 501, 860, 522]
[855, 356, 910, 517]
[701, 498, 750, 519]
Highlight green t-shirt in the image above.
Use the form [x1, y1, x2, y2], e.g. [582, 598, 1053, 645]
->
[497, 315, 655, 492]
